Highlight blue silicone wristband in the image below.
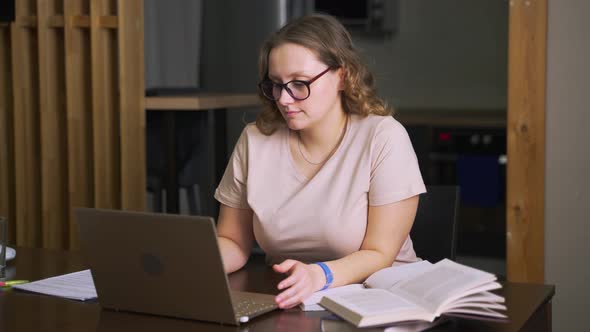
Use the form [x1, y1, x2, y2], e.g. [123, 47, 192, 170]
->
[315, 262, 333, 291]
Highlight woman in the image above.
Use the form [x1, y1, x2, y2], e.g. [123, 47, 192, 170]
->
[214, 14, 425, 309]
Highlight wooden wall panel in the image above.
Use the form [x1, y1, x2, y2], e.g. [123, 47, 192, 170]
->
[118, 0, 145, 211]
[2, 0, 145, 250]
[0, 25, 16, 243]
[91, 0, 120, 209]
[37, 0, 69, 249]
[507, 0, 547, 283]
[11, 0, 43, 247]
[64, 0, 94, 249]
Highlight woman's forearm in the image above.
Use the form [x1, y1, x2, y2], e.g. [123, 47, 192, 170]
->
[324, 249, 393, 288]
[218, 236, 250, 273]
[216, 204, 255, 274]
[321, 197, 420, 288]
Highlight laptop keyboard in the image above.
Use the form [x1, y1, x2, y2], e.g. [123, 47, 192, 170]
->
[231, 291, 278, 320]
[234, 298, 277, 317]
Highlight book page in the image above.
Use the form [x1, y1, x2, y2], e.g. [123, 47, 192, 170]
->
[325, 289, 422, 317]
[445, 306, 507, 319]
[301, 261, 433, 311]
[364, 260, 433, 290]
[441, 290, 505, 310]
[436, 290, 507, 313]
[444, 300, 506, 311]
[12, 269, 97, 301]
[456, 290, 505, 303]
[389, 259, 497, 313]
[300, 283, 364, 311]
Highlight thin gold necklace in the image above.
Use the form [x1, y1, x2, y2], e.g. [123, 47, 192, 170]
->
[297, 115, 348, 165]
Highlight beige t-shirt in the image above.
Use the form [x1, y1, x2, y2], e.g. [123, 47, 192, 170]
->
[214, 114, 426, 265]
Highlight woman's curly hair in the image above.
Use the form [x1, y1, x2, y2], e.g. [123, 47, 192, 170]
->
[256, 14, 393, 135]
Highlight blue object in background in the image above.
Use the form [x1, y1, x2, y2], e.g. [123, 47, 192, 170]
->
[456, 155, 501, 207]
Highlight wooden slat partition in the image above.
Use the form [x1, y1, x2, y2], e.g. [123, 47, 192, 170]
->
[38, 0, 69, 249]
[11, 0, 42, 247]
[16, 16, 38, 28]
[64, 0, 93, 249]
[91, 0, 120, 209]
[0, 24, 16, 243]
[507, 0, 547, 283]
[71, 15, 90, 27]
[118, 0, 145, 211]
[47, 15, 65, 28]
[0, 0, 145, 250]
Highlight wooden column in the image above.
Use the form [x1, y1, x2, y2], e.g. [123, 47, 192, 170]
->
[64, 0, 94, 249]
[118, 0, 146, 211]
[0, 23, 16, 243]
[90, 0, 120, 209]
[11, 0, 43, 247]
[37, 0, 69, 249]
[507, 0, 547, 283]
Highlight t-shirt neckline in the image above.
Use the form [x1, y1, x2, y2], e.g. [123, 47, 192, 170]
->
[284, 114, 352, 183]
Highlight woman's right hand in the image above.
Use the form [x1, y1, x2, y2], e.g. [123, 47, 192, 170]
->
[272, 259, 326, 309]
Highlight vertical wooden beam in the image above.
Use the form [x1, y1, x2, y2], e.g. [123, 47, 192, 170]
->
[0, 25, 16, 244]
[64, 0, 94, 249]
[91, 0, 120, 209]
[118, 0, 146, 211]
[37, 0, 69, 249]
[507, 0, 547, 283]
[11, 0, 42, 247]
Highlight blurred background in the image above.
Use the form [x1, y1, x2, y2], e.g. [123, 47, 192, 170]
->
[1, 0, 588, 330]
[144, 0, 508, 276]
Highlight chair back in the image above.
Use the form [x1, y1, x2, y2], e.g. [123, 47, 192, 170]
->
[410, 185, 460, 263]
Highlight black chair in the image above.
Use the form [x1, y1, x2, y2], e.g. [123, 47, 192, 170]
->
[410, 185, 460, 263]
[146, 111, 206, 214]
[146, 87, 206, 214]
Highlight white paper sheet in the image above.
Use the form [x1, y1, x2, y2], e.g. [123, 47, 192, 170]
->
[12, 269, 97, 301]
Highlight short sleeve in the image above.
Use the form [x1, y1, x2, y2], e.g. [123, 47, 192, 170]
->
[214, 127, 250, 209]
[368, 118, 426, 206]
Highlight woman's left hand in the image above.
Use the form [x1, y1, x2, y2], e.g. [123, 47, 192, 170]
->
[272, 259, 326, 309]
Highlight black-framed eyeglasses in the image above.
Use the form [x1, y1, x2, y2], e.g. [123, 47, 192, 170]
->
[258, 67, 333, 101]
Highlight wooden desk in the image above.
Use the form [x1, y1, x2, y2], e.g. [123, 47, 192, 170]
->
[1, 248, 554, 332]
[146, 93, 259, 111]
[145, 93, 259, 214]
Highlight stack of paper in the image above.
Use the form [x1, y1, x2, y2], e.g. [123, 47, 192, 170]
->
[12, 269, 97, 301]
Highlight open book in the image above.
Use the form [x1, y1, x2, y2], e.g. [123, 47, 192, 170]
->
[321, 316, 450, 332]
[301, 260, 433, 311]
[319, 259, 506, 328]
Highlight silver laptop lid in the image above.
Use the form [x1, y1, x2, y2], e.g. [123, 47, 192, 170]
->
[75, 208, 239, 325]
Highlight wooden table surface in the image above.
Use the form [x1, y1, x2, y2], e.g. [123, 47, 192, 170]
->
[1, 247, 554, 332]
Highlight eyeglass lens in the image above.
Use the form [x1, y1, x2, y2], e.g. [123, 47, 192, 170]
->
[261, 81, 309, 101]
[259, 67, 332, 101]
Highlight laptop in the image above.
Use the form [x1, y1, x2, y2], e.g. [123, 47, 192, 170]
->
[74, 208, 278, 325]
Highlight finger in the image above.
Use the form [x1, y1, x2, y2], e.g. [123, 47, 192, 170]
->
[273, 259, 296, 274]
[276, 282, 305, 308]
[280, 298, 303, 309]
[277, 272, 301, 290]
[277, 286, 306, 309]
[276, 271, 305, 300]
